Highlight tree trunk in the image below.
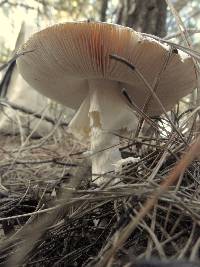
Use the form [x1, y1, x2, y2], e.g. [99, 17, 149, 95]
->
[100, 0, 109, 22]
[116, 0, 167, 37]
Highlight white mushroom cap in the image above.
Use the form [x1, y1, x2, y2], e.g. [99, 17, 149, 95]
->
[16, 21, 197, 116]
[16, 21, 197, 184]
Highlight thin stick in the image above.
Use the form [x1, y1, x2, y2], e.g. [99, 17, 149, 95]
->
[0, 51, 34, 72]
[0, 99, 68, 127]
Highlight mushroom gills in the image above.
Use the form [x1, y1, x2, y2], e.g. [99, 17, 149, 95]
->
[68, 79, 138, 185]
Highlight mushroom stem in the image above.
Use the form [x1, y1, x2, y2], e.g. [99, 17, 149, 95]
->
[90, 125, 121, 185]
[68, 79, 138, 185]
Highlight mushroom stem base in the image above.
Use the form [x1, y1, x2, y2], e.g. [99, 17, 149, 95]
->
[68, 79, 138, 185]
[90, 126, 121, 185]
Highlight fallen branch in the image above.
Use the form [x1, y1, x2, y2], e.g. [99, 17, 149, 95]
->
[0, 99, 68, 127]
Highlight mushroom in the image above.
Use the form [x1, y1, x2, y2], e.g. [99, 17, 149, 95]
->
[16, 22, 197, 184]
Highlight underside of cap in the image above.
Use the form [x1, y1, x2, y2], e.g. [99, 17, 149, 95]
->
[17, 21, 197, 115]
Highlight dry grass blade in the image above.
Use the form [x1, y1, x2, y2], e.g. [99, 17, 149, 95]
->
[141, 33, 200, 61]
[95, 136, 200, 267]
[164, 28, 200, 40]
[0, 51, 34, 72]
[3, 165, 87, 267]
[165, 0, 192, 46]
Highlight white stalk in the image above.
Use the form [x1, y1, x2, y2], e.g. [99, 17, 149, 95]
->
[68, 79, 138, 185]
[90, 126, 121, 184]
